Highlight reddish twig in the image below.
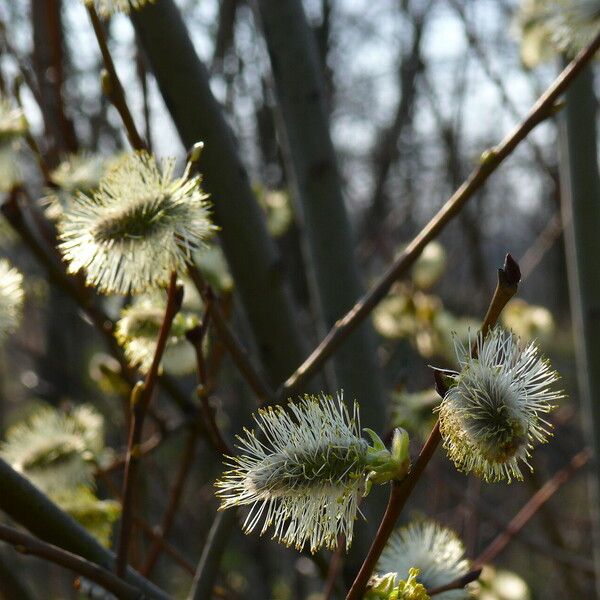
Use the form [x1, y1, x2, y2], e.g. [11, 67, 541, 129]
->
[445, 474, 595, 574]
[0, 524, 144, 600]
[428, 568, 482, 596]
[116, 272, 183, 577]
[98, 421, 187, 475]
[141, 426, 200, 576]
[322, 541, 344, 600]
[97, 470, 195, 576]
[86, 5, 145, 150]
[473, 448, 592, 568]
[141, 303, 216, 576]
[188, 265, 274, 405]
[187, 307, 232, 456]
[134, 517, 195, 576]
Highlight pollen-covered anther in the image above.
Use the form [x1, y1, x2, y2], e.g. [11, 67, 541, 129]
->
[58, 150, 217, 295]
[438, 327, 562, 483]
[215, 393, 372, 553]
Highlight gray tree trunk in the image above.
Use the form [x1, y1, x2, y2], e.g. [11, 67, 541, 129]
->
[559, 64, 600, 598]
[254, 0, 385, 429]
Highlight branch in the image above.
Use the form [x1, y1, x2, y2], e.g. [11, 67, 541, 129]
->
[86, 5, 145, 150]
[0, 525, 146, 600]
[278, 31, 600, 399]
[188, 266, 274, 405]
[141, 427, 200, 577]
[142, 302, 223, 577]
[97, 468, 195, 576]
[444, 476, 595, 575]
[255, 0, 385, 426]
[473, 448, 591, 568]
[116, 273, 183, 577]
[345, 254, 521, 600]
[187, 510, 237, 600]
[428, 568, 482, 597]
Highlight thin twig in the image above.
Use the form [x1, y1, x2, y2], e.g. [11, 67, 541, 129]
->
[188, 265, 275, 405]
[97, 469, 196, 576]
[345, 254, 521, 600]
[135, 42, 153, 152]
[0, 24, 43, 107]
[141, 304, 214, 576]
[448, 0, 557, 185]
[185, 308, 239, 600]
[188, 510, 237, 600]
[116, 272, 183, 577]
[86, 4, 145, 150]
[445, 477, 595, 575]
[187, 306, 232, 456]
[0, 524, 146, 600]
[134, 517, 196, 576]
[98, 421, 187, 475]
[473, 448, 592, 568]
[141, 426, 200, 576]
[519, 211, 563, 282]
[428, 568, 482, 597]
[322, 542, 344, 600]
[278, 31, 600, 400]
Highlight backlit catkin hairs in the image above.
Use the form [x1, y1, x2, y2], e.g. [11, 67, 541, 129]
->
[438, 327, 561, 482]
[58, 150, 216, 295]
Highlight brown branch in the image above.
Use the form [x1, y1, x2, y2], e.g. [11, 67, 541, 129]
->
[187, 308, 232, 456]
[98, 421, 187, 475]
[0, 24, 43, 107]
[473, 448, 592, 568]
[445, 477, 595, 575]
[141, 304, 215, 576]
[134, 517, 195, 576]
[321, 541, 344, 600]
[345, 254, 521, 600]
[448, 0, 557, 185]
[428, 568, 482, 597]
[519, 211, 563, 282]
[188, 265, 275, 405]
[97, 469, 195, 576]
[0, 524, 145, 600]
[477, 253, 520, 343]
[278, 31, 600, 400]
[12, 79, 55, 186]
[86, 5, 145, 150]
[141, 426, 200, 576]
[116, 272, 183, 577]
[135, 42, 153, 152]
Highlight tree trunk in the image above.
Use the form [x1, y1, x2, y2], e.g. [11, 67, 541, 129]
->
[254, 0, 385, 428]
[559, 64, 600, 598]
